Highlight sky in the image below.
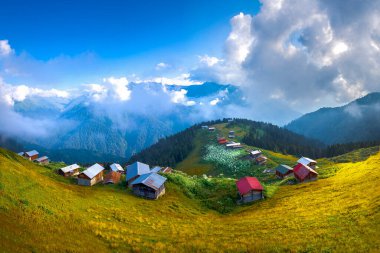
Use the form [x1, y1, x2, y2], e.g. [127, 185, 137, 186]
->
[0, 0, 260, 87]
[1, 0, 380, 140]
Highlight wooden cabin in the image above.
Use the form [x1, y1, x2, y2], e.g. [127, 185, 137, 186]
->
[255, 156, 267, 165]
[297, 157, 317, 169]
[126, 161, 151, 187]
[77, 163, 105, 186]
[23, 150, 39, 161]
[228, 130, 235, 138]
[236, 177, 264, 204]
[226, 142, 241, 148]
[103, 171, 121, 184]
[58, 164, 80, 177]
[130, 173, 167, 200]
[275, 164, 293, 179]
[250, 150, 262, 159]
[34, 156, 49, 165]
[208, 127, 216, 132]
[110, 163, 124, 173]
[293, 163, 318, 183]
[161, 167, 173, 174]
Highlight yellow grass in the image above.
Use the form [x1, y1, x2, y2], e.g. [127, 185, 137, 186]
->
[0, 148, 379, 252]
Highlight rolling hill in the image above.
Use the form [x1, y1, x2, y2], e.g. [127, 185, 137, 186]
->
[0, 145, 379, 252]
[286, 92, 380, 144]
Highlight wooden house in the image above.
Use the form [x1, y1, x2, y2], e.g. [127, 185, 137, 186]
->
[77, 163, 105, 186]
[293, 163, 318, 183]
[110, 163, 124, 173]
[297, 157, 317, 169]
[228, 130, 235, 138]
[58, 164, 80, 177]
[126, 161, 150, 187]
[23, 150, 39, 161]
[218, 137, 228, 144]
[208, 127, 216, 132]
[275, 164, 293, 179]
[34, 156, 49, 165]
[130, 173, 167, 200]
[103, 171, 121, 184]
[255, 156, 267, 165]
[236, 177, 264, 204]
[250, 150, 262, 159]
[226, 142, 241, 148]
[161, 167, 173, 173]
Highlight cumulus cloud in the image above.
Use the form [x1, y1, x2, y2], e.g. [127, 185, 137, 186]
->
[191, 13, 253, 85]
[192, 0, 380, 115]
[198, 55, 223, 67]
[0, 40, 13, 56]
[134, 73, 202, 86]
[0, 79, 75, 140]
[0, 80, 70, 106]
[155, 62, 169, 70]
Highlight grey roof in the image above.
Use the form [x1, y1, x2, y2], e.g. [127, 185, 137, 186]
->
[82, 163, 105, 179]
[25, 150, 39, 156]
[110, 163, 124, 172]
[298, 157, 317, 166]
[35, 156, 49, 162]
[60, 164, 80, 173]
[131, 173, 167, 190]
[126, 161, 150, 181]
[275, 164, 293, 174]
[150, 166, 162, 173]
[17, 152, 24, 156]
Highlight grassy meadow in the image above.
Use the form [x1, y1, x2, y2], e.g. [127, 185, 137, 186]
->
[0, 145, 379, 252]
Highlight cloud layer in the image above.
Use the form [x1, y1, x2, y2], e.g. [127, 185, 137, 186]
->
[191, 0, 380, 113]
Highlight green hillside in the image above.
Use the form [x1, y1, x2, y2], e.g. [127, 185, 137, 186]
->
[0, 146, 379, 252]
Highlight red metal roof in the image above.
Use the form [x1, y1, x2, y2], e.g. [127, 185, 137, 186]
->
[236, 177, 263, 195]
[293, 163, 318, 181]
[218, 139, 228, 144]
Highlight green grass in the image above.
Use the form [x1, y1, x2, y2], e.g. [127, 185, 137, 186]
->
[0, 147, 379, 252]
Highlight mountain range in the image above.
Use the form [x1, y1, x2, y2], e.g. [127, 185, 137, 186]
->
[286, 92, 380, 144]
[2, 86, 380, 164]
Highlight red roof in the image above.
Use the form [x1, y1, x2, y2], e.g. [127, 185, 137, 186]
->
[218, 139, 228, 144]
[293, 163, 318, 181]
[236, 177, 263, 195]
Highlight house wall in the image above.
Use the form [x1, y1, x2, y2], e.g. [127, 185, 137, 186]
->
[78, 172, 103, 186]
[295, 172, 317, 183]
[78, 178, 91, 186]
[132, 184, 166, 200]
[241, 190, 263, 203]
[127, 175, 139, 188]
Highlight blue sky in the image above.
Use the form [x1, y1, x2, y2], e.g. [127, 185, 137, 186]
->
[0, 0, 260, 60]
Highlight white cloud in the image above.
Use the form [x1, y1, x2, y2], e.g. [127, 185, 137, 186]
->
[209, 98, 220, 106]
[199, 55, 223, 67]
[103, 76, 131, 101]
[134, 73, 202, 86]
[155, 62, 169, 70]
[193, 0, 380, 115]
[0, 80, 70, 106]
[0, 40, 13, 56]
[225, 13, 254, 64]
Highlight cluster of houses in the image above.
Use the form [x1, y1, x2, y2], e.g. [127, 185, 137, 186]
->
[18, 150, 50, 165]
[275, 157, 318, 182]
[57, 161, 172, 200]
[249, 149, 268, 165]
[236, 156, 319, 204]
[217, 137, 243, 149]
